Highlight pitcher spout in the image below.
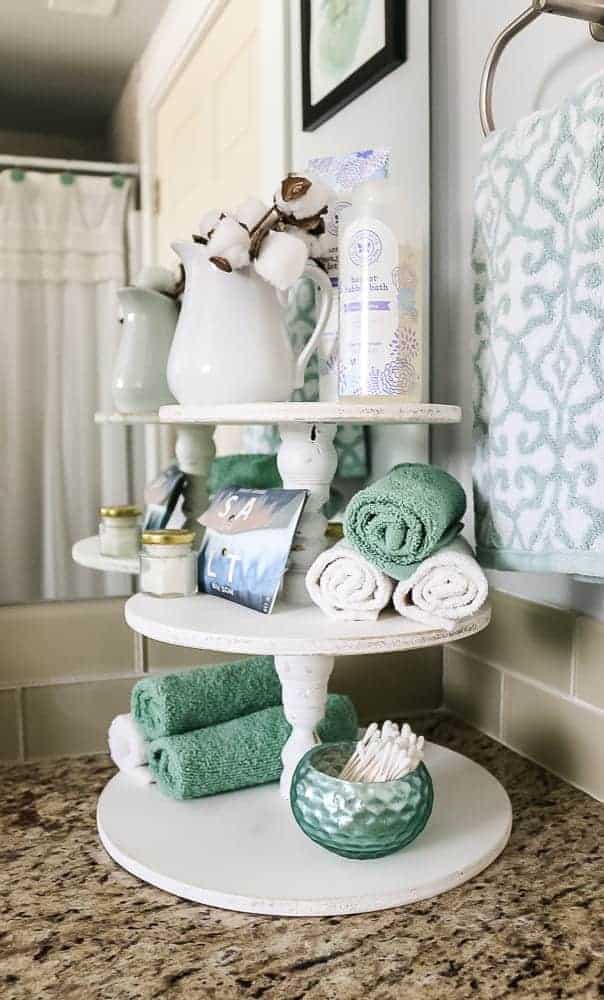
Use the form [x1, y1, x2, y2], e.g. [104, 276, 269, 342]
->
[171, 240, 207, 270]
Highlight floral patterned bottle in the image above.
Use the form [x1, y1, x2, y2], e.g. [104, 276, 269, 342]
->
[338, 181, 422, 403]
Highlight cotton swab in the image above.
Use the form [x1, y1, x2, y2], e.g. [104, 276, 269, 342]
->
[339, 722, 425, 783]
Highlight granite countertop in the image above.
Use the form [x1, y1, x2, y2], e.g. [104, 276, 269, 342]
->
[1, 715, 602, 1000]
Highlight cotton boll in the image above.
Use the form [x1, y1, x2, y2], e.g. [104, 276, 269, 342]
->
[209, 241, 251, 273]
[285, 225, 335, 261]
[197, 209, 221, 240]
[207, 215, 251, 271]
[227, 243, 252, 269]
[235, 197, 270, 231]
[275, 173, 333, 220]
[254, 229, 308, 291]
[207, 215, 249, 254]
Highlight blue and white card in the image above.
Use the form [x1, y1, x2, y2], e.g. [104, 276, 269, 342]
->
[198, 488, 307, 614]
[144, 464, 186, 531]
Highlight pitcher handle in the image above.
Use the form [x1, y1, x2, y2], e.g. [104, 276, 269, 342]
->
[284, 263, 333, 391]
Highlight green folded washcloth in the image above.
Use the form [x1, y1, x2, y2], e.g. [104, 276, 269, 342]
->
[131, 657, 282, 741]
[343, 463, 466, 580]
[148, 694, 358, 799]
[207, 454, 282, 495]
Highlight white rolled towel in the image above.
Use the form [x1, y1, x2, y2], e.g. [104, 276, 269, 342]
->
[392, 537, 488, 632]
[306, 540, 395, 621]
[108, 713, 154, 786]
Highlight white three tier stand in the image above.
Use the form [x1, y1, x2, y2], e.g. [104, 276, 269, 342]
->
[96, 401, 512, 916]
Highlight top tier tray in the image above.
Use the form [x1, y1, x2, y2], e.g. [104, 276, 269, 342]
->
[159, 401, 462, 426]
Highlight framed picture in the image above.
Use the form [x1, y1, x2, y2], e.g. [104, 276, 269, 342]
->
[301, 0, 406, 132]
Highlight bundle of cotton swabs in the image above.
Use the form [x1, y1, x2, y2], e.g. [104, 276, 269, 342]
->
[339, 721, 425, 783]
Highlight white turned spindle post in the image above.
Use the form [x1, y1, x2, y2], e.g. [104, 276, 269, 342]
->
[277, 422, 338, 605]
[275, 653, 334, 797]
[175, 425, 215, 541]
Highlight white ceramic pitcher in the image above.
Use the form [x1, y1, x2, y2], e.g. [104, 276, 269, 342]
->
[166, 242, 333, 408]
[112, 284, 178, 414]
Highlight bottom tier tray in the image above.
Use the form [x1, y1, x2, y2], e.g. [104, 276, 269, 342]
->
[98, 741, 511, 917]
[72, 536, 139, 575]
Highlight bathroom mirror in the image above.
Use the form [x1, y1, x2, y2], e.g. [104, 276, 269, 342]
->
[0, 0, 168, 605]
[0, 0, 431, 607]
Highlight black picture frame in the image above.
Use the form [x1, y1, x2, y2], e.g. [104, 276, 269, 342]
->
[301, 0, 406, 132]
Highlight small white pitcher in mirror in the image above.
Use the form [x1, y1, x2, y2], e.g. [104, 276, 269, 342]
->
[167, 241, 333, 408]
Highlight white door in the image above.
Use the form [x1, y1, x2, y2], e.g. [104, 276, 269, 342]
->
[152, 0, 290, 454]
[155, 0, 263, 268]
[152, 0, 288, 453]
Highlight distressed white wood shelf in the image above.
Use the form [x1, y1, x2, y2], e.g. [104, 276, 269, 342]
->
[125, 592, 491, 657]
[159, 401, 462, 426]
[94, 410, 161, 425]
[98, 741, 512, 917]
[72, 536, 139, 575]
[125, 593, 492, 798]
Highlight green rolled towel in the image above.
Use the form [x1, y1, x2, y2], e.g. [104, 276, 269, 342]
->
[344, 463, 466, 580]
[207, 453, 281, 495]
[131, 657, 282, 741]
[148, 694, 358, 799]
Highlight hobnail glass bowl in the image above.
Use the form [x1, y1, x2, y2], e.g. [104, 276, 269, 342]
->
[290, 741, 434, 860]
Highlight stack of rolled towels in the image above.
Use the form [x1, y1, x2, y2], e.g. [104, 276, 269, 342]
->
[108, 656, 357, 799]
[306, 463, 488, 631]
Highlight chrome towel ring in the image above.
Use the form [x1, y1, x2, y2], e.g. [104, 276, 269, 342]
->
[480, 0, 604, 136]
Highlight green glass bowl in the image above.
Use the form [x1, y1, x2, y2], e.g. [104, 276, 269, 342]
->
[290, 741, 434, 860]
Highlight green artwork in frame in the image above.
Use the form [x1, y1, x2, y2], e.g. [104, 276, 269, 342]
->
[301, 0, 406, 131]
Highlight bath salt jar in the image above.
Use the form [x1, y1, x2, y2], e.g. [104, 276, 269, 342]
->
[99, 505, 142, 558]
[140, 529, 197, 597]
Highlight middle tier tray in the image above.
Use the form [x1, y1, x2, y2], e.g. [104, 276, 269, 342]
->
[125, 592, 491, 656]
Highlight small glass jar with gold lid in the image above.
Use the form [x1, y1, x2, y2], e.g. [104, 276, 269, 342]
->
[140, 529, 197, 597]
[99, 505, 142, 558]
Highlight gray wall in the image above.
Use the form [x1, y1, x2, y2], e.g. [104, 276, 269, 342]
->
[431, 0, 604, 621]
[288, 0, 431, 476]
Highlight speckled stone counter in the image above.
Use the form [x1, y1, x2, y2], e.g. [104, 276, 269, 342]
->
[1, 716, 602, 1000]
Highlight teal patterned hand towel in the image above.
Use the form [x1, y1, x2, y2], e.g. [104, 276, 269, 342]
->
[343, 463, 466, 580]
[148, 694, 358, 799]
[131, 657, 281, 741]
[473, 71, 604, 575]
[207, 454, 282, 495]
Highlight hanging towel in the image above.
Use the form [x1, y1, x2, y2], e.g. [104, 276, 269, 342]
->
[473, 71, 604, 575]
[392, 537, 488, 632]
[108, 713, 154, 786]
[148, 694, 358, 799]
[131, 656, 282, 741]
[343, 463, 466, 580]
[305, 539, 394, 620]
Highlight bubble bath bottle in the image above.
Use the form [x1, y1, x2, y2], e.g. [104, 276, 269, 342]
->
[338, 181, 423, 403]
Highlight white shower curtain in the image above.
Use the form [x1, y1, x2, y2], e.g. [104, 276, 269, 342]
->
[0, 169, 134, 603]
